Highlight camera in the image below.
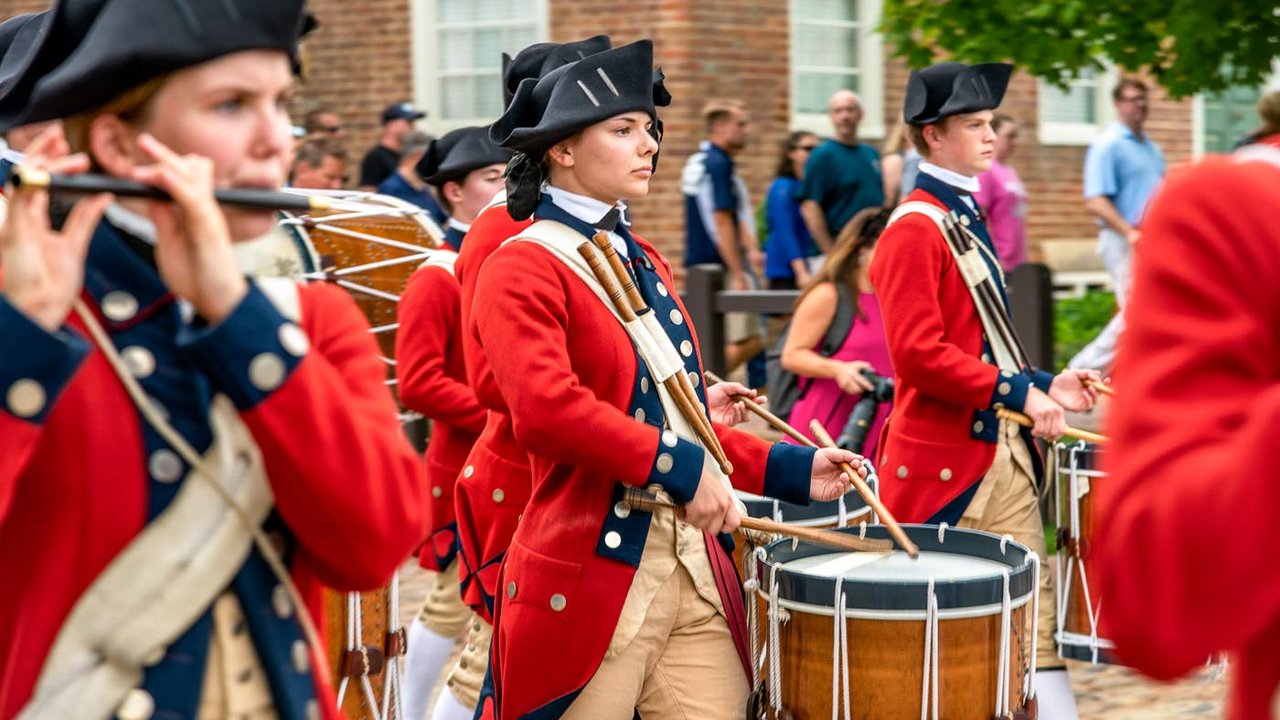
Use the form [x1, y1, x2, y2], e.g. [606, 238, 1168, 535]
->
[836, 368, 895, 454]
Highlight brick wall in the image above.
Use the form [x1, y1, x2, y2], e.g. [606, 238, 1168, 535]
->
[0, 0, 1196, 270]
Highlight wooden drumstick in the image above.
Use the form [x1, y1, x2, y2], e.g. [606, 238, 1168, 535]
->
[808, 421, 920, 559]
[577, 243, 734, 475]
[588, 233, 733, 476]
[995, 408, 1110, 444]
[704, 370, 816, 448]
[1084, 377, 1117, 397]
[625, 493, 893, 553]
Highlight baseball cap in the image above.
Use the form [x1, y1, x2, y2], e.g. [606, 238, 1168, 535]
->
[382, 101, 426, 124]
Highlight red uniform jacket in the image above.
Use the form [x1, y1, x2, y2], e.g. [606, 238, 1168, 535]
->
[1098, 141, 1280, 719]
[0, 226, 424, 719]
[472, 206, 813, 719]
[453, 198, 534, 622]
[869, 177, 1052, 523]
[395, 255, 485, 571]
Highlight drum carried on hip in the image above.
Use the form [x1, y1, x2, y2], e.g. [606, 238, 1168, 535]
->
[1052, 441, 1116, 665]
[276, 190, 446, 719]
[752, 524, 1041, 720]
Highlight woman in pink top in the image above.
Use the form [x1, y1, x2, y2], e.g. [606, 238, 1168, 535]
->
[781, 207, 893, 458]
[974, 114, 1029, 271]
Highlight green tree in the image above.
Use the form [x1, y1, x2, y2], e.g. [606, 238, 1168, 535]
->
[881, 0, 1280, 98]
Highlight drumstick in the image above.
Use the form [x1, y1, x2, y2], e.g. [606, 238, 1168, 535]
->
[808, 421, 920, 559]
[995, 408, 1110, 444]
[624, 492, 893, 554]
[576, 243, 734, 475]
[704, 370, 815, 447]
[1084, 377, 1117, 397]
[589, 232, 733, 476]
[12, 167, 332, 212]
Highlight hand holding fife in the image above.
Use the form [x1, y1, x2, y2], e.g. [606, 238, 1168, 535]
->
[131, 133, 247, 324]
[810, 446, 862, 501]
[0, 124, 112, 332]
[706, 380, 758, 427]
[681, 462, 742, 535]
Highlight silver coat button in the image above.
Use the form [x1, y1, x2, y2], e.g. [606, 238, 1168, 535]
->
[669, 309, 684, 325]
[997, 382, 1012, 396]
[614, 501, 631, 519]
[6, 379, 45, 418]
[101, 291, 139, 322]
[689, 372, 700, 387]
[463, 465, 475, 479]
[940, 468, 953, 481]
[121, 346, 156, 379]
[506, 581, 517, 598]
[249, 353, 286, 391]
[634, 407, 646, 422]
[432, 486, 443, 498]
[656, 282, 669, 297]
[306, 699, 322, 720]
[640, 377, 650, 394]
[273, 585, 293, 618]
[655, 453, 674, 474]
[149, 449, 184, 483]
[661, 430, 678, 448]
[896, 465, 908, 479]
[549, 593, 567, 612]
[278, 322, 310, 357]
[492, 488, 505, 503]
[679, 340, 693, 357]
[605, 531, 622, 549]
[973, 420, 985, 433]
[292, 639, 310, 673]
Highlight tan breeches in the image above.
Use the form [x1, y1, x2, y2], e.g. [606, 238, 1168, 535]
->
[416, 560, 472, 637]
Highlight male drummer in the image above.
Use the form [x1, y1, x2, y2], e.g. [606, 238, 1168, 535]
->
[394, 125, 510, 720]
[869, 62, 1100, 718]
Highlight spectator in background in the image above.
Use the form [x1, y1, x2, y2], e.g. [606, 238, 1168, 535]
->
[360, 100, 426, 190]
[290, 134, 347, 190]
[974, 114, 1029, 271]
[1234, 89, 1280, 148]
[880, 119, 922, 206]
[378, 130, 448, 224]
[1069, 77, 1165, 372]
[764, 130, 820, 289]
[303, 107, 344, 138]
[782, 207, 893, 454]
[682, 99, 766, 384]
[799, 89, 884, 253]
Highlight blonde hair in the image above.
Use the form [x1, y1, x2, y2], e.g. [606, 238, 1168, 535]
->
[61, 75, 170, 164]
[1253, 90, 1280, 140]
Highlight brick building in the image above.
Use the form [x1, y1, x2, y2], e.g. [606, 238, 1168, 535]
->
[1, 0, 1269, 276]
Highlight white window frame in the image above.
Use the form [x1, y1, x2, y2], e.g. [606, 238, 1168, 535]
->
[789, 0, 885, 140]
[410, 0, 549, 135]
[1037, 65, 1118, 146]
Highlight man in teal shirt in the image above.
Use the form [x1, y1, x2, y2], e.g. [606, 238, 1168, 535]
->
[798, 89, 885, 252]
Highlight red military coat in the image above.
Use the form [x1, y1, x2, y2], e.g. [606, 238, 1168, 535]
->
[453, 196, 534, 622]
[869, 176, 1052, 523]
[0, 224, 424, 719]
[395, 252, 486, 571]
[1098, 140, 1280, 719]
[471, 202, 813, 720]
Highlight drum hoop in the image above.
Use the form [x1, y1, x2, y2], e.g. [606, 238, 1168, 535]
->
[762, 591, 1033, 621]
[1055, 630, 1116, 649]
[758, 524, 1038, 612]
[737, 493, 872, 524]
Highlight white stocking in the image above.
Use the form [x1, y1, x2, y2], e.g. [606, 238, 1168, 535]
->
[1033, 668, 1080, 720]
[431, 685, 478, 720]
[402, 620, 459, 720]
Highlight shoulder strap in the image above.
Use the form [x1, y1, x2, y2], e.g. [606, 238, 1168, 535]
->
[415, 247, 459, 276]
[821, 283, 857, 355]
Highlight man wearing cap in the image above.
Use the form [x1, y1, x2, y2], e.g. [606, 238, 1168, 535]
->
[394, 125, 510, 720]
[358, 100, 425, 191]
[376, 130, 448, 225]
[870, 62, 1102, 719]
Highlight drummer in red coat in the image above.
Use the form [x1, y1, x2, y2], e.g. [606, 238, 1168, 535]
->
[395, 125, 511, 720]
[0, 2, 423, 719]
[1097, 135, 1280, 718]
[473, 40, 860, 719]
[869, 62, 1100, 718]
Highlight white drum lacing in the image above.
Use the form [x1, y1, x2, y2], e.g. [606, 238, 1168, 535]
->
[919, 578, 940, 720]
[767, 560, 785, 713]
[995, 569, 1013, 717]
[380, 570, 404, 720]
[837, 494, 848, 527]
[1028, 550, 1042, 706]
[337, 592, 386, 720]
[745, 546, 765, 690]
[830, 577, 852, 720]
[1056, 441, 1105, 662]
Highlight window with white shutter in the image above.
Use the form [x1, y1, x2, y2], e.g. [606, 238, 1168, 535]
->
[1037, 66, 1117, 145]
[790, 0, 884, 139]
[412, 0, 548, 132]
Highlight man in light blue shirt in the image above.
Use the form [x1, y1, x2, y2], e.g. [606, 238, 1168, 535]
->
[1070, 77, 1165, 371]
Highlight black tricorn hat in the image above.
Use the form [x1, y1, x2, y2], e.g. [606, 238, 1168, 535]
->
[490, 40, 670, 157]
[0, 0, 311, 131]
[417, 125, 514, 187]
[501, 34, 612, 108]
[903, 62, 1013, 125]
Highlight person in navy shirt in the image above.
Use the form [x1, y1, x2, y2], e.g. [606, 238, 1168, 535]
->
[376, 130, 448, 225]
[764, 130, 820, 289]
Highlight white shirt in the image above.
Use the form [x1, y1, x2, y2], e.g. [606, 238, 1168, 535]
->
[446, 217, 472, 234]
[542, 184, 631, 258]
[918, 161, 981, 212]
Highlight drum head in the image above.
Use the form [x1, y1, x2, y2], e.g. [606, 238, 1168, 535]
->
[736, 490, 871, 526]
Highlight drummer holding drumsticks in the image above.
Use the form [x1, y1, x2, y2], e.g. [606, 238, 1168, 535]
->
[470, 39, 861, 719]
[0, 2, 423, 719]
[869, 62, 1102, 719]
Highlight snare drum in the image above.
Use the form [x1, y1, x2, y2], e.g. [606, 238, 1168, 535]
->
[732, 490, 873, 575]
[275, 191, 444, 720]
[1053, 441, 1115, 664]
[755, 524, 1040, 720]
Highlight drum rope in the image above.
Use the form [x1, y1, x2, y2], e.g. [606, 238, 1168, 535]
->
[305, 222, 436, 255]
[830, 577, 851, 720]
[1028, 551, 1041, 704]
[996, 569, 1012, 716]
[745, 546, 765, 692]
[302, 252, 432, 279]
[837, 495, 847, 527]
[337, 591, 387, 720]
[767, 562, 784, 711]
[330, 278, 402, 303]
[381, 569, 404, 720]
[920, 579, 939, 720]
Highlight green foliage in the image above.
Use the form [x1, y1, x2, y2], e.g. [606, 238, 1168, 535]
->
[1054, 289, 1116, 369]
[881, 0, 1280, 98]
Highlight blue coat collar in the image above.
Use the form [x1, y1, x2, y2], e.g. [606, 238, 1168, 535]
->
[914, 172, 1010, 309]
[83, 220, 173, 329]
[533, 194, 639, 254]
